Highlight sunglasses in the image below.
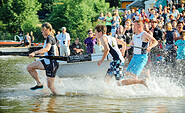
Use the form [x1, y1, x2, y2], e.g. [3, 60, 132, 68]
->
[88, 33, 93, 34]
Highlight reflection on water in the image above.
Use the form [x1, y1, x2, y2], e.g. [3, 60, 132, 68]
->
[0, 56, 185, 112]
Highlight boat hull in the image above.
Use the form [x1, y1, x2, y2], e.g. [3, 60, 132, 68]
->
[0, 41, 22, 47]
[57, 60, 111, 78]
[56, 54, 112, 78]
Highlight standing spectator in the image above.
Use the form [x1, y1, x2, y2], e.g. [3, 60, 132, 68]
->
[175, 31, 185, 75]
[122, 10, 128, 27]
[115, 10, 122, 29]
[135, 11, 141, 20]
[141, 9, 147, 20]
[55, 31, 60, 52]
[149, 18, 163, 64]
[131, 9, 136, 21]
[98, 13, 105, 24]
[123, 19, 134, 62]
[70, 38, 84, 55]
[111, 16, 117, 37]
[127, 10, 132, 20]
[149, 9, 156, 20]
[144, 21, 153, 36]
[105, 12, 112, 34]
[56, 31, 60, 39]
[178, 4, 184, 13]
[18, 29, 24, 43]
[171, 6, 179, 18]
[136, 8, 141, 13]
[159, 17, 164, 26]
[164, 22, 176, 63]
[30, 31, 34, 46]
[150, 18, 163, 41]
[174, 21, 184, 41]
[168, 14, 175, 22]
[24, 32, 31, 47]
[115, 25, 124, 41]
[175, 30, 185, 61]
[171, 20, 177, 31]
[158, 4, 163, 13]
[162, 8, 169, 25]
[93, 39, 104, 54]
[57, 27, 71, 56]
[147, 8, 151, 19]
[84, 29, 96, 54]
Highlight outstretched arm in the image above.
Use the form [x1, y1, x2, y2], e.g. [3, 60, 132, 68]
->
[29, 43, 51, 57]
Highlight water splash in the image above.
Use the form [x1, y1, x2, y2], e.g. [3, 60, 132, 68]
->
[0, 56, 184, 100]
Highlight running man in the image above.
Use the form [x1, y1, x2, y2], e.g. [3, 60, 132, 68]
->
[126, 20, 158, 84]
[27, 22, 59, 95]
[94, 24, 149, 87]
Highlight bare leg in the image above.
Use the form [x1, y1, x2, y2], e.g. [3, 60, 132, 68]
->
[120, 79, 148, 89]
[47, 77, 58, 95]
[123, 72, 148, 89]
[27, 60, 45, 85]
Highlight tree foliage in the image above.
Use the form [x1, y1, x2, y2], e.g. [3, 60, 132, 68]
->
[46, 0, 109, 42]
[0, 0, 41, 34]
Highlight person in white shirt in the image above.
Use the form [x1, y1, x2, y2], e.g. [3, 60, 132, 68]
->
[57, 27, 70, 56]
[93, 38, 104, 54]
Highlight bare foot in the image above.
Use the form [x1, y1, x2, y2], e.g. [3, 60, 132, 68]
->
[142, 80, 149, 90]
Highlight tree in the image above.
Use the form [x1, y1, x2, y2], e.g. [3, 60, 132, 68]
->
[37, 0, 54, 19]
[46, 0, 109, 42]
[0, 0, 41, 34]
[105, 0, 121, 8]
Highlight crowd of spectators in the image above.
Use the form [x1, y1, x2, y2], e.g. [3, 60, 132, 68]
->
[52, 4, 185, 69]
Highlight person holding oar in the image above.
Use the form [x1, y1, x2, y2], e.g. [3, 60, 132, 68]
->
[126, 20, 158, 88]
[27, 22, 59, 95]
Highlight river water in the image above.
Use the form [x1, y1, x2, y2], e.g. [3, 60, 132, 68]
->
[0, 56, 185, 112]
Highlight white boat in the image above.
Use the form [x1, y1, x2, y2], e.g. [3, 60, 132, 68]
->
[56, 54, 112, 78]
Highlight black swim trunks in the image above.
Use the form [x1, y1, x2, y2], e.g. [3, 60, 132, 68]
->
[40, 59, 59, 78]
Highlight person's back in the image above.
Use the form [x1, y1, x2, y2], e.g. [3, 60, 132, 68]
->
[24, 32, 31, 46]
[165, 30, 174, 45]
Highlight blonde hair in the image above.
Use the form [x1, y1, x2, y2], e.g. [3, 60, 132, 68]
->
[165, 22, 172, 31]
[180, 30, 185, 36]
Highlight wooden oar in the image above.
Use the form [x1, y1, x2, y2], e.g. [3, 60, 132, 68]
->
[0, 52, 92, 62]
[0, 52, 68, 61]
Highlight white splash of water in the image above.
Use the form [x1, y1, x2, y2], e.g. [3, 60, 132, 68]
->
[0, 61, 184, 100]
